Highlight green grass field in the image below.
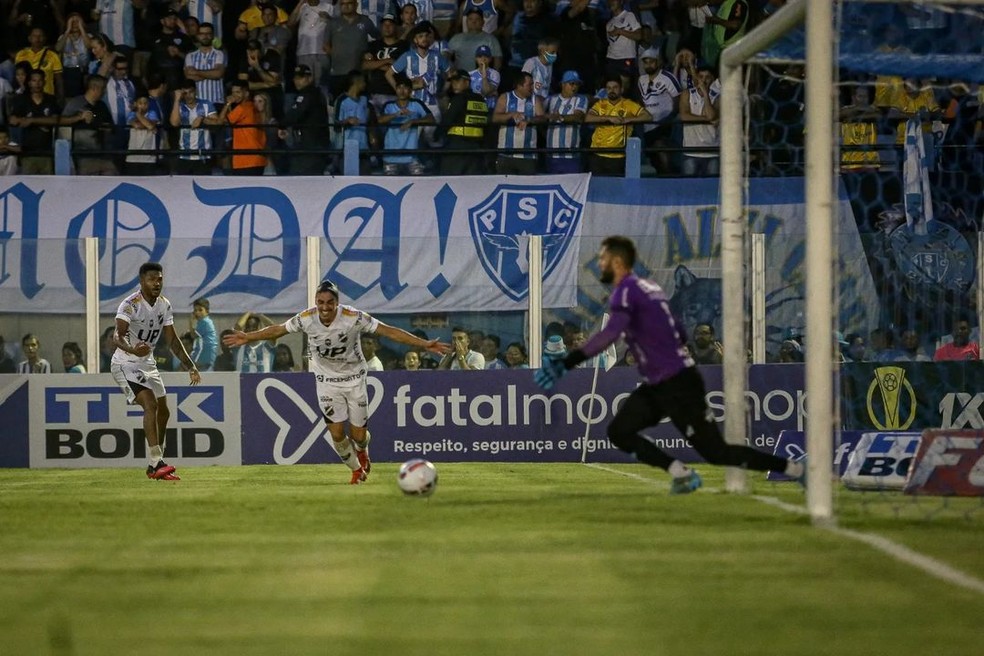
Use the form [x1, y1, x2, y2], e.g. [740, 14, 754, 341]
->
[1, 463, 982, 656]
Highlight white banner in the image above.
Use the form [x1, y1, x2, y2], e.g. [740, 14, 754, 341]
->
[0, 175, 589, 313]
[28, 373, 242, 468]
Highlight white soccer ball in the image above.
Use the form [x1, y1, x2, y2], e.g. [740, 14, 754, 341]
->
[397, 459, 438, 497]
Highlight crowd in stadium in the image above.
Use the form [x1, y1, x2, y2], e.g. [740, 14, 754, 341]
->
[3, 0, 976, 177]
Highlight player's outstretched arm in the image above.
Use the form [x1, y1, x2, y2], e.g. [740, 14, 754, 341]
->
[374, 323, 451, 356]
[223, 324, 288, 348]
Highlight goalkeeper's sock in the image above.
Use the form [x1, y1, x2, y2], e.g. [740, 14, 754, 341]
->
[784, 460, 805, 479]
[330, 436, 360, 471]
[668, 460, 691, 479]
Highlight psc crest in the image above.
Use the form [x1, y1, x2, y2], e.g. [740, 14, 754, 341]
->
[467, 184, 583, 301]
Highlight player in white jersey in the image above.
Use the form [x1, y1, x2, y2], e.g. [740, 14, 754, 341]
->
[111, 262, 202, 481]
[223, 280, 450, 484]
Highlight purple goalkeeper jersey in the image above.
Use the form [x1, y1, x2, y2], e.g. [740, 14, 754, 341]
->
[580, 273, 695, 385]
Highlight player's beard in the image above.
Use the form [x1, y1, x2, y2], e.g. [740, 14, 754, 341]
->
[599, 268, 614, 284]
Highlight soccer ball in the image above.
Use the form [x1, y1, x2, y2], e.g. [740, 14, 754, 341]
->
[397, 459, 438, 497]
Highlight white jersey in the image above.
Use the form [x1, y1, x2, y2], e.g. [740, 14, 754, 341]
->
[112, 291, 174, 366]
[285, 304, 379, 384]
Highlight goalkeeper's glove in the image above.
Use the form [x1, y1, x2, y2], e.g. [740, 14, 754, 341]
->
[534, 355, 568, 390]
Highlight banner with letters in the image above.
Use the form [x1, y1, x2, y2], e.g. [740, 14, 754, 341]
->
[0, 366, 805, 468]
[0, 177, 876, 342]
[1, 373, 243, 469]
[237, 365, 807, 464]
[0, 175, 588, 314]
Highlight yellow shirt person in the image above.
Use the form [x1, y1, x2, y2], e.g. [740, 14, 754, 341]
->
[587, 79, 650, 159]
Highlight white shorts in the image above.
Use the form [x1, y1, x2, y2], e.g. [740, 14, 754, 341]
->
[111, 360, 166, 404]
[315, 379, 369, 427]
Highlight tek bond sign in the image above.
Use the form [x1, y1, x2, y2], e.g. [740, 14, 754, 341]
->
[6, 374, 242, 469]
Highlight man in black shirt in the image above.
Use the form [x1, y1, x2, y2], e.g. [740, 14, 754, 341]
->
[62, 74, 117, 175]
[239, 38, 283, 120]
[363, 13, 407, 115]
[151, 9, 195, 91]
[8, 69, 60, 174]
[279, 64, 330, 174]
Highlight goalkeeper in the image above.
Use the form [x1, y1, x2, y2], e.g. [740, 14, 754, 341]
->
[534, 236, 806, 493]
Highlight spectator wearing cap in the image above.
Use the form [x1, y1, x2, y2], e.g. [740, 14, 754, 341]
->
[456, 0, 505, 35]
[437, 68, 487, 174]
[280, 64, 331, 174]
[492, 70, 544, 174]
[363, 13, 408, 115]
[387, 22, 450, 139]
[585, 74, 651, 176]
[152, 9, 195, 90]
[545, 70, 587, 173]
[448, 8, 501, 70]
[605, 0, 642, 87]
[468, 44, 499, 110]
[184, 22, 227, 108]
[335, 70, 376, 173]
[239, 38, 283, 119]
[637, 46, 681, 174]
[521, 35, 557, 100]
[290, 0, 334, 91]
[379, 73, 435, 174]
[326, 0, 380, 98]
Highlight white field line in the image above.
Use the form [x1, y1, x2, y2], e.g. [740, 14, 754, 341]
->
[585, 462, 984, 596]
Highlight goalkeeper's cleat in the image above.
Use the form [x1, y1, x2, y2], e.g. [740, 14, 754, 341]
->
[350, 467, 367, 485]
[146, 461, 176, 480]
[795, 457, 808, 489]
[669, 470, 702, 495]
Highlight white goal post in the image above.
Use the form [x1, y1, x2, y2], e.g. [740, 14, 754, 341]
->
[719, 0, 981, 522]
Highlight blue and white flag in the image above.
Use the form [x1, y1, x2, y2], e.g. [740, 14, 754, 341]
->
[903, 117, 933, 234]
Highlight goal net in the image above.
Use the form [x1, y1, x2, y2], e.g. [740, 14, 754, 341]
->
[724, 0, 984, 520]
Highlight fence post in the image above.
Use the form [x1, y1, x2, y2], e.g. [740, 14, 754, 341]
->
[625, 137, 641, 179]
[55, 139, 71, 175]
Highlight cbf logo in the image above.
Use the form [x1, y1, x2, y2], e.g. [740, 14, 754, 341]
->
[468, 185, 582, 301]
[867, 366, 917, 430]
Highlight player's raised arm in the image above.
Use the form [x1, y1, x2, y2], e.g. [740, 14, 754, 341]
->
[223, 323, 289, 348]
[374, 322, 451, 356]
[163, 324, 201, 385]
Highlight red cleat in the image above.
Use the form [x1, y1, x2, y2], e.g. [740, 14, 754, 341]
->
[356, 447, 371, 475]
[146, 461, 176, 480]
[161, 472, 181, 481]
[350, 467, 367, 485]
